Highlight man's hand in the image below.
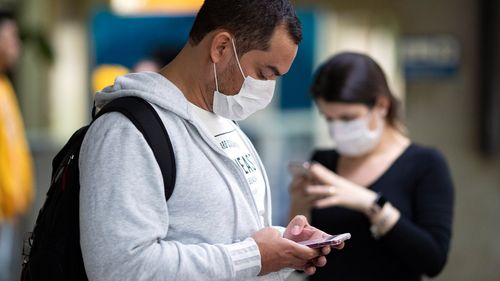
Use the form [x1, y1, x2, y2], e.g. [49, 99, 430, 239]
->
[283, 215, 345, 274]
[252, 227, 322, 276]
[284, 215, 344, 248]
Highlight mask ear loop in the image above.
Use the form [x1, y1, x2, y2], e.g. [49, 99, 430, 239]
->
[213, 63, 219, 92]
[231, 38, 246, 78]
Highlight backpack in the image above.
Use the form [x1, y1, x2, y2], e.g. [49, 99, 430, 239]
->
[21, 96, 176, 281]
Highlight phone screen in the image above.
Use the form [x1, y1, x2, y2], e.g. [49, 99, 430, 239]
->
[298, 233, 351, 248]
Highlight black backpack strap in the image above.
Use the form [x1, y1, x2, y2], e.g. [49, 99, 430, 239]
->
[93, 96, 176, 201]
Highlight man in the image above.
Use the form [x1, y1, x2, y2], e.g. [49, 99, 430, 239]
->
[0, 11, 34, 281]
[80, 1, 341, 280]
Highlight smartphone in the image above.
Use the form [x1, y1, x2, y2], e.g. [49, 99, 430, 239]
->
[298, 233, 351, 248]
[288, 161, 311, 177]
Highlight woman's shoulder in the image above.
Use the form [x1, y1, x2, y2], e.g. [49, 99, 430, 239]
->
[405, 143, 450, 170]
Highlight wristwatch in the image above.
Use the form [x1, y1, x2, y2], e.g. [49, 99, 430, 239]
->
[369, 193, 389, 239]
[368, 193, 387, 215]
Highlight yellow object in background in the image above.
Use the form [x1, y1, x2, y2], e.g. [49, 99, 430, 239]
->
[91, 64, 130, 94]
[0, 75, 34, 222]
[145, 0, 203, 12]
[111, 0, 203, 15]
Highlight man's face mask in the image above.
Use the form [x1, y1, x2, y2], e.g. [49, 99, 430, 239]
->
[212, 38, 276, 120]
[328, 110, 385, 157]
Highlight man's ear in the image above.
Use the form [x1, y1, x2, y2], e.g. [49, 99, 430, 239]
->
[210, 31, 233, 65]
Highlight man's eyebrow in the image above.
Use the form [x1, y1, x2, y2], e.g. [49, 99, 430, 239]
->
[266, 65, 283, 77]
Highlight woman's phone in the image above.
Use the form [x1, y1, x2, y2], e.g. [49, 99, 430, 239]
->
[298, 233, 351, 248]
[288, 161, 311, 177]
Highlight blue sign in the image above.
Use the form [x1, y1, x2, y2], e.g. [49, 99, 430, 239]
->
[401, 35, 461, 80]
[91, 10, 193, 68]
[279, 10, 316, 110]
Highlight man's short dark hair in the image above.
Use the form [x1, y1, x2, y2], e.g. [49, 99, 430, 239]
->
[189, 0, 302, 55]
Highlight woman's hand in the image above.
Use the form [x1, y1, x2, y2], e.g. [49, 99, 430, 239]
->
[288, 175, 323, 221]
[305, 163, 377, 213]
[302, 162, 401, 237]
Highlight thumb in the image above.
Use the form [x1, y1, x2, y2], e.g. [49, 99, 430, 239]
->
[310, 162, 339, 184]
[290, 215, 309, 235]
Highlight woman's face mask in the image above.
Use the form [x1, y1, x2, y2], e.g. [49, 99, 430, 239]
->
[212, 38, 276, 121]
[328, 110, 385, 157]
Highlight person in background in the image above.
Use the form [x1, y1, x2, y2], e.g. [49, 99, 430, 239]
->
[289, 52, 454, 281]
[0, 11, 34, 281]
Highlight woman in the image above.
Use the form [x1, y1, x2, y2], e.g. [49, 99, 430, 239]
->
[289, 52, 454, 281]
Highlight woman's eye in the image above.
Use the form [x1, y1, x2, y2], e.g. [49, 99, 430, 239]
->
[339, 116, 357, 122]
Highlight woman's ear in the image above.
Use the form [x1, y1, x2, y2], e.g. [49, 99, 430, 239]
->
[375, 96, 390, 117]
[209, 31, 232, 65]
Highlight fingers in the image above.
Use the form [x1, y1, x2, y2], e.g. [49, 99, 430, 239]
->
[287, 242, 330, 275]
[287, 246, 320, 271]
[292, 261, 317, 276]
[305, 185, 341, 209]
[321, 245, 331, 255]
[332, 241, 345, 250]
[302, 256, 327, 275]
[296, 246, 330, 274]
[286, 238, 321, 260]
[303, 264, 317, 275]
[314, 255, 327, 267]
[306, 185, 336, 197]
[309, 162, 338, 184]
[289, 175, 308, 192]
[291, 256, 328, 274]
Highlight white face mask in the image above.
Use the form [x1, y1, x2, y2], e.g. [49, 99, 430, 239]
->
[328, 111, 384, 157]
[212, 39, 276, 120]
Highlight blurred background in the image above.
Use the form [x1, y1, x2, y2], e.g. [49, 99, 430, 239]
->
[1, 0, 499, 280]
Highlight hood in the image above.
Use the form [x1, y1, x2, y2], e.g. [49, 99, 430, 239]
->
[94, 71, 192, 122]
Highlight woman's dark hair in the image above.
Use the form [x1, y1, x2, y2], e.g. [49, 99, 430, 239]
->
[311, 52, 403, 129]
[189, 0, 302, 55]
[0, 11, 14, 25]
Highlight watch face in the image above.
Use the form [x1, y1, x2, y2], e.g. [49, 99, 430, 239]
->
[368, 194, 387, 215]
[369, 205, 382, 215]
[376, 195, 388, 208]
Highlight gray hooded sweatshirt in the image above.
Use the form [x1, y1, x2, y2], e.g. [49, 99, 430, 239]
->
[79, 72, 292, 281]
